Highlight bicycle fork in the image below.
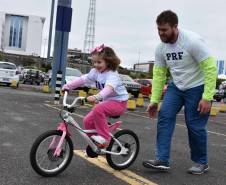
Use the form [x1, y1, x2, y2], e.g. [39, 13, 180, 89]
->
[48, 122, 70, 157]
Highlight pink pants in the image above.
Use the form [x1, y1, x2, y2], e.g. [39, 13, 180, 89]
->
[83, 100, 127, 142]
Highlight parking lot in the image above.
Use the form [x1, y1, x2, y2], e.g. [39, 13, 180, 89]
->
[0, 86, 226, 185]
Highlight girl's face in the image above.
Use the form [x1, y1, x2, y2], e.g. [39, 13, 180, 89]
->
[92, 55, 107, 72]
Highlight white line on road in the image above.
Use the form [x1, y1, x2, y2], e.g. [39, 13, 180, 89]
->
[45, 104, 226, 137]
[125, 112, 226, 138]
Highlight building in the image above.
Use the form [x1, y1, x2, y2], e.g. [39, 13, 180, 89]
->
[67, 48, 82, 60]
[134, 60, 226, 75]
[216, 60, 226, 75]
[133, 61, 154, 73]
[67, 48, 91, 64]
[0, 12, 45, 56]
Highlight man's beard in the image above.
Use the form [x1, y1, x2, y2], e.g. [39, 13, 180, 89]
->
[161, 32, 176, 43]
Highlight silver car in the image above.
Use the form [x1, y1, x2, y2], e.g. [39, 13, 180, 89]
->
[119, 74, 141, 98]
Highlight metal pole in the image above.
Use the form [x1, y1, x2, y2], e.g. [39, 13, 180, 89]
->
[47, 0, 55, 59]
[43, 38, 47, 58]
[52, 0, 72, 104]
[138, 50, 140, 71]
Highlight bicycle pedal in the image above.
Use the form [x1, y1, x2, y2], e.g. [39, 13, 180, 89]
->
[86, 145, 98, 158]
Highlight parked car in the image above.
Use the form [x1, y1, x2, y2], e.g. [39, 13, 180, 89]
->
[22, 69, 42, 85]
[66, 67, 90, 92]
[214, 89, 226, 103]
[39, 71, 45, 83]
[135, 79, 152, 96]
[45, 67, 89, 92]
[119, 74, 141, 98]
[65, 67, 82, 83]
[46, 68, 82, 84]
[135, 78, 168, 98]
[44, 69, 52, 84]
[17, 66, 24, 81]
[0, 61, 19, 87]
[20, 68, 30, 80]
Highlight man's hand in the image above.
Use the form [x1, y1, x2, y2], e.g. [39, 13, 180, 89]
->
[197, 99, 212, 114]
[146, 103, 158, 118]
[87, 96, 97, 104]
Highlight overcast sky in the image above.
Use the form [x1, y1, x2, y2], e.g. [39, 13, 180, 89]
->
[1, 0, 226, 68]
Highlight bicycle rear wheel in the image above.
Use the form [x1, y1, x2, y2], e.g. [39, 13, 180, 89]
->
[30, 130, 73, 177]
[106, 129, 139, 170]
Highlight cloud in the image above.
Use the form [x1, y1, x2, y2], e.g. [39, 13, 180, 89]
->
[1, 0, 226, 67]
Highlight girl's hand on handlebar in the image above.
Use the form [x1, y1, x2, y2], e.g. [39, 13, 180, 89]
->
[62, 84, 70, 92]
[87, 96, 97, 104]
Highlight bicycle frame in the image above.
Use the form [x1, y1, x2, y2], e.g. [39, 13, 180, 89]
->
[50, 92, 129, 157]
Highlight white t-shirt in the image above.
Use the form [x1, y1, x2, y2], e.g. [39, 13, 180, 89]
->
[81, 68, 129, 101]
[155, 28, 211, 90]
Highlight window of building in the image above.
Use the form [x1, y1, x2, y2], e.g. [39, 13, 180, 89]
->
[8, 15, 23, 48]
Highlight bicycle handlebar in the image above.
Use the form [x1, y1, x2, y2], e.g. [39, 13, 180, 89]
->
[63, 91, 86, 108]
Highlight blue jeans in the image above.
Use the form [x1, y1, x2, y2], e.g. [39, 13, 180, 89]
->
[156, 83, 209, 165]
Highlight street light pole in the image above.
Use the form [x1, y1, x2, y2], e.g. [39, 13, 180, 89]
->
[47, 0, 55, 60]
[138, 50, 141, 72]
[43, 38, 47, 58]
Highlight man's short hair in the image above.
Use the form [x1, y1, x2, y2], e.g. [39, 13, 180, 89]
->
[156, 10, 178, 26]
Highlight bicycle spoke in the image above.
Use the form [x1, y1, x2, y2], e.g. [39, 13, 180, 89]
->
[37, 153, 48, 166]
[106, 130, 139, 170]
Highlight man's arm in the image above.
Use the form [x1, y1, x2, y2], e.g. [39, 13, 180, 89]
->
[150, 65, 167, 104]
[199, 56, 217, 101]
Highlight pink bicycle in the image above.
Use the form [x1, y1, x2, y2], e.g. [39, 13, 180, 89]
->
[30, 91, 139, 177]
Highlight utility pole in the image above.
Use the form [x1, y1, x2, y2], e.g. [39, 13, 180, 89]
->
[136, 50, 141, 78]
[43, 38, 47, 58]
[47, 0, 55, 60]
[138, 50, 141, 71]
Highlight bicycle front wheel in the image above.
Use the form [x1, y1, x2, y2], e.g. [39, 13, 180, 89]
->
[30, 130, 73, 177]
[106, 129, 139, 170]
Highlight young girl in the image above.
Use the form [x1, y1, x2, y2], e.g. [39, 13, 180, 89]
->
[63, 44, 129, 148]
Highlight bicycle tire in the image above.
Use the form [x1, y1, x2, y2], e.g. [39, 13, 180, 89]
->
[30, 130, 73, 177]
[106, 129, 139, 170]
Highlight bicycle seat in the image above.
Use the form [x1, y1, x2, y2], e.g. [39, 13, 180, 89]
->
[109, 115, 120, 119]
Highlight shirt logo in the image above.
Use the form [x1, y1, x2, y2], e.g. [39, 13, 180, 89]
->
[96, 81, 105, 89]
[166, 52, 183, 60]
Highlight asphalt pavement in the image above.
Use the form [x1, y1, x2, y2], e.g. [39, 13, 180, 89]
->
[0, 85, 226, 185]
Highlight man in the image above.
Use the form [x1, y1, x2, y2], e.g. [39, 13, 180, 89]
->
[143, 10, 217, 175]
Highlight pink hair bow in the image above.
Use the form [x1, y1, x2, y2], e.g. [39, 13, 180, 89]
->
[90, 44, 105, 54]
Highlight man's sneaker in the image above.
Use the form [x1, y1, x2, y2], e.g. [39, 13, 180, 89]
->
[143, 160, 170, 170]
[90, 135, 109, 148]
[187, 163, 209, 175]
